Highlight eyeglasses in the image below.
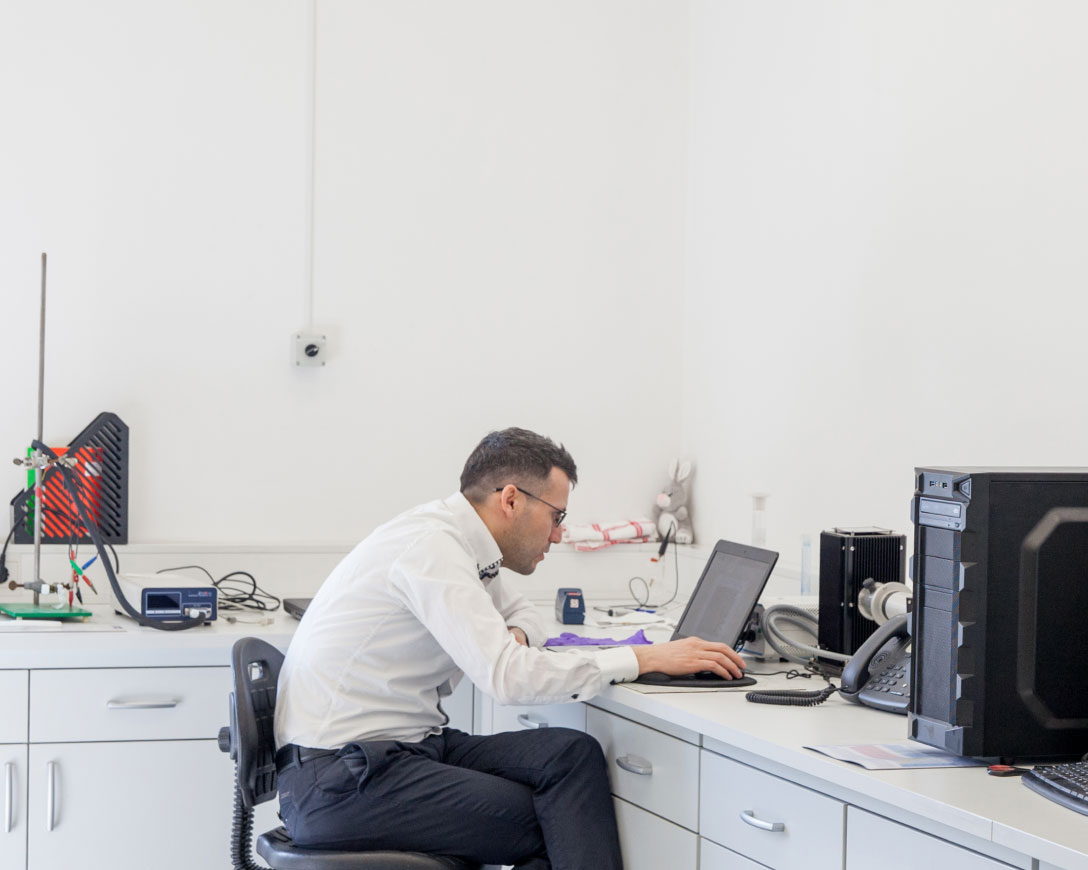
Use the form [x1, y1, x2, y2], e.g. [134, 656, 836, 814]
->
[494, 486, 567, 527]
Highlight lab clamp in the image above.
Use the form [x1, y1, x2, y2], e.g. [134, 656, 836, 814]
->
[3, 254, 129, 619]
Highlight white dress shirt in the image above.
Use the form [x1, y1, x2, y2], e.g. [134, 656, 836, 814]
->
[274, 492, 640, 749]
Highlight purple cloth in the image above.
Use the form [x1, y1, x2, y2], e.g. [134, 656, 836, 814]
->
[543, 629, 653, 647]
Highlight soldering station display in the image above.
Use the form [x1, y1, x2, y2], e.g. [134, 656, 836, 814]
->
[143, 587, 217, 621]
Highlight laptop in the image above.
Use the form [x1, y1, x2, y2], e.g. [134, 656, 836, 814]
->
[283, 597, 313, 620]
[634, 539, 779, 688]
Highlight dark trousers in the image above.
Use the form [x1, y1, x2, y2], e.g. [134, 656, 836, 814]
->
[277, 727, 623, 870]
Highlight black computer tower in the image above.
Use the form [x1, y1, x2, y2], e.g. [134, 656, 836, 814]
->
[818, 528, 906, 656]
[910, 467, 1088, 760]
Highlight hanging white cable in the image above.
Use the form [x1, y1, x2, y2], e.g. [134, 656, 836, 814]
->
[303, 0, 317, 330]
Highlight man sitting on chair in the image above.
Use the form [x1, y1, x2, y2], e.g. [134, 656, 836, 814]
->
[274, 427, 745, 869]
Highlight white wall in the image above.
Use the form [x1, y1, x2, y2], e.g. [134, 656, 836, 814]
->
[0, 1, 690, 553]
[10, 1, 1086, 597]
[683, 1, 1088, 570]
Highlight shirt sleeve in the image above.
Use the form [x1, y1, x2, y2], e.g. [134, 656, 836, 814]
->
[390, 529, 639, 704]
[486, 572, 548, 648]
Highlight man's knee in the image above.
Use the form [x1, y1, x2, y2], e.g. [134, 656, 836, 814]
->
[538, 728, 608, 779]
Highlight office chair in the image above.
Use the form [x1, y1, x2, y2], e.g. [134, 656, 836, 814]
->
[219, 636, 480, 870]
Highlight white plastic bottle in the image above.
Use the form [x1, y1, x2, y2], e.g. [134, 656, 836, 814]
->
[800, 534, 813, 596]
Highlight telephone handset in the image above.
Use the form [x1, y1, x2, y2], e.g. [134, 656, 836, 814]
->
[839, 612, 912, 715]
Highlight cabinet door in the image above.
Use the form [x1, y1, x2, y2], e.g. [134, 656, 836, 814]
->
[846, 807, 1014, 869]
[614, 796, 697, 870]
[699, 838, 768, 870]
[28, 740, 279, 870]
[1, 745, 27, 870]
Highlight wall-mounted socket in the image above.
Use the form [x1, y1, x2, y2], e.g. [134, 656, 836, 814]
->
[294, 332, 327, 367]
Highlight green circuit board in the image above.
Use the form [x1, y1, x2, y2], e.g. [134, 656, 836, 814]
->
[0, 601, 92, 620]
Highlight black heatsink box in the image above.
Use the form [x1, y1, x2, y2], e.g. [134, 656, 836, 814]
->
[11, 412, 129, 545]
[818, 527, 906, 656]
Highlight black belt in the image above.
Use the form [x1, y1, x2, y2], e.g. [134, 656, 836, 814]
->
[275, 743, 338, 772]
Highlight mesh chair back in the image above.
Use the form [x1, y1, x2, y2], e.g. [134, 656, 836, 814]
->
[231, 637, 284, 810]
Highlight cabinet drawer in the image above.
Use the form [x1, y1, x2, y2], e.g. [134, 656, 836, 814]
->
[30, 667, 231, 742]
[0, 671, 28, 743]
[490, 701, 586, 734]
[615, 797, 697, 870]
[846, 807, 1014, 869]
[587, 706, 699, 830]
[700, 751, 844, 870]
[700, 838, 770, 870]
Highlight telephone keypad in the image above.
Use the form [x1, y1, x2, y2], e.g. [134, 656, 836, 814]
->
[855, 655, 912, 712]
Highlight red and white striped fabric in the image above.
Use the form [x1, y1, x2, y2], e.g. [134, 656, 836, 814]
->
[560, 519, 659, 551]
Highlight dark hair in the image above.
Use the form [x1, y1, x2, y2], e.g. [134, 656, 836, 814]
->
[460, 427, 578, 502]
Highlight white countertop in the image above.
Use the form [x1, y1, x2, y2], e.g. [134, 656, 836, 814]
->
[0, 604, 298, 668]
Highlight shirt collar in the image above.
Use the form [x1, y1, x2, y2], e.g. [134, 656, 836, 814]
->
[445, 491, 503, 580]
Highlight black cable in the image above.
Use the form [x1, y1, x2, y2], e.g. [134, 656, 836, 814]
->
[157, 565, 216, 584]
[216, 571, 281, 613]
[156, 565, 281, 613]
[39, 442, 204, 631]
[744, 668, 819, 680]
[2, 501, 107, 584]
[105, 541, 120, 573]
[626, 534, 681, 610]
[0, 523, 15, 584]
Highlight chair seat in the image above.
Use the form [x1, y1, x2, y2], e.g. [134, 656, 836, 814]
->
[256, 826, 480, 870]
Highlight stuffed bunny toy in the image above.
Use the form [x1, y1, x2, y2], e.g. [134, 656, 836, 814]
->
[654, 459, 693, 544]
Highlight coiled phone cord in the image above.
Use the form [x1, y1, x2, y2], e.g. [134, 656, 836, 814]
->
[230, 770, 262, 870]
[745, 683, 839, 706]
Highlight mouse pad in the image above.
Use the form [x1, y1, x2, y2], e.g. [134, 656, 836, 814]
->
[634, 672, 757, 688]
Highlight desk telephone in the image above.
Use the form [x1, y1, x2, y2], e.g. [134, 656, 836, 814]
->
[839, 612, 911, 715]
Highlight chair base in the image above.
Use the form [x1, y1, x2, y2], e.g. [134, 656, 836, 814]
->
[256, 826, 480, 870]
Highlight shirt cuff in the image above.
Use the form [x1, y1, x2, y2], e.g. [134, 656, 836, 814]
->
[508, 623, 537, 647]
[597, 646, 640, 685]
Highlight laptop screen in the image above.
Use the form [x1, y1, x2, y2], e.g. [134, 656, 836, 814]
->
[671, 540, 778, 645]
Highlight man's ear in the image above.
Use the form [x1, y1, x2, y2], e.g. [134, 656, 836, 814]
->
[495, 483, 519, 518]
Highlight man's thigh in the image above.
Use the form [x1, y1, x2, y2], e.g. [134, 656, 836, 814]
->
[441, 726, 620, 865]
[442, 726, 603, 789]
[282, 739, 546, 865]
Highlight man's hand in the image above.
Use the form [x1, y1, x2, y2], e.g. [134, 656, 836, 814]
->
[632, 636, 745, 680]
[508, 626, 529, 646]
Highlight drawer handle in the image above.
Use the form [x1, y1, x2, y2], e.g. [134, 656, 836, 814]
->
[615, 754, 653, 776]
[740, 809, 785, 832]
[106, 698, 180, 710]
[4, 762, 12, 834]
[46, 761, 56, 832]
[516, 714, 549, 729]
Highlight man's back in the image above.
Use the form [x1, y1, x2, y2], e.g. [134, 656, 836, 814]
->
[275, 494, 502, 747]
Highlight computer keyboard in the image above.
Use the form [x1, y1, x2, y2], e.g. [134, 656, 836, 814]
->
[1023, 762, 1088, 816]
